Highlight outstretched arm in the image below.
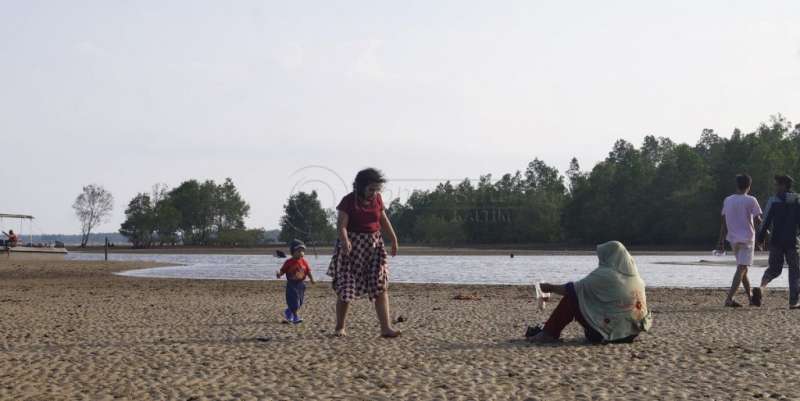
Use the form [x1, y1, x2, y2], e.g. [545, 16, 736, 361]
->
[757, 198, 774, 245]
[754, 215, 764, 250]
[540, 283, 567, 296]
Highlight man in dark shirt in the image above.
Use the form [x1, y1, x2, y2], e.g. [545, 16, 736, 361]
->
[753, 175, 800, 309]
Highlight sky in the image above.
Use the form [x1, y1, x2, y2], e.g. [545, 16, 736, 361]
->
[1, 1, 799, 235]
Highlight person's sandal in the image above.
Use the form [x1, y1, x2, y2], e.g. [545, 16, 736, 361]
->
[724, 300, 743, 308]
[751, 288, 763, 307]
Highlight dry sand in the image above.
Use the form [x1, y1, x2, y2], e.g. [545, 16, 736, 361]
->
[1, 259, 799, 400]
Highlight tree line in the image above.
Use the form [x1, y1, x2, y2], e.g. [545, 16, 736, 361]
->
[279, 115, 800, 247]
[116, 115, 798, 247]
[119, 178, 268, 247]
[562, 116, 799, 245]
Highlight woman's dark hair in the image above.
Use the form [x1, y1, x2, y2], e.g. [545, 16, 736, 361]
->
[736, 174, 752, 191]
[353, 168, 386, 198]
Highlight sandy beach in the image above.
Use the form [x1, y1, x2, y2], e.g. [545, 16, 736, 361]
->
[1, 259, 799, 400]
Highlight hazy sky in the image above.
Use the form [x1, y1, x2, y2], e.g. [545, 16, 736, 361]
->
[1, 1, 799, 235]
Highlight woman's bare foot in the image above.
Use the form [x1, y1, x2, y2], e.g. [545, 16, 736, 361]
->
[334, 328, 347, 337]
[527, 331, 559, 344]
[380, 329, 402, 338]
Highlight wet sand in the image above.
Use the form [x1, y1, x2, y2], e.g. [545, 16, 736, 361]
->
[656, 258, 770, 267]
[69, 244, 716, 257]
[68, 245, 598, 257]
[1, 259, 799, 400]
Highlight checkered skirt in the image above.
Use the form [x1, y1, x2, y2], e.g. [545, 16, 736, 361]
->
[327, 231, 388, 302]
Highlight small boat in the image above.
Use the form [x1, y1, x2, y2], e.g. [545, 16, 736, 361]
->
[1, 213, 68, 260]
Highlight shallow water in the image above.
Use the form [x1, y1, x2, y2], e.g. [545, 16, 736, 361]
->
[67, 252, 789, 288]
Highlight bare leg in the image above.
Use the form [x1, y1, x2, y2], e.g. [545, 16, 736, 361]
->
[759, 272, 772, 291]
[741, 267, 751, 301]
[374, 291, 400, 337]
[725, 265, 747, 305]
[335, 298, 349, 336]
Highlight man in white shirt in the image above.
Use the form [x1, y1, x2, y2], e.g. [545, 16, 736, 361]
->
[717, 174, 763, 307]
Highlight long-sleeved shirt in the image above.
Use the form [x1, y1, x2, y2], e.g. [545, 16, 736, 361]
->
[757, 192, 800, 249]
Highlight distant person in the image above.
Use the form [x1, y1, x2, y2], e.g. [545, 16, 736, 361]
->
[2, 230, 18, 247]
[753, 175, 800, 309]
[527, 241, 651, 344]
[717, 174, 763, 307]
[327, 168, 401, 338]
[276, 239, 315, 324]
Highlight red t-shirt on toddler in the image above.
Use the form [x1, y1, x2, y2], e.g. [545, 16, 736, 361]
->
[336, 192, 383, 233]
[280, 258, 310, 281]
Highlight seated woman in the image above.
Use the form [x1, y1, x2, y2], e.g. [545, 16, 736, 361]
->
[528, 241, 652, 344]
[2, 230, 18, 248]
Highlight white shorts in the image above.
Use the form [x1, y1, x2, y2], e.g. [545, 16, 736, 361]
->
[732, 242, 754, 266]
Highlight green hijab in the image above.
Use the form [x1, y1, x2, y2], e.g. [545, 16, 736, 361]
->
[574, 241, 652, 341]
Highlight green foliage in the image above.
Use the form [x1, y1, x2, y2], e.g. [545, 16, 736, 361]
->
[153, 201, 181, 245]
[119, 193, 154, 248]
[279, 191, 336, 244]
[118, 115, 800, 247]
[216, 228, 269, 247]
[564, 115, 799, 245]
[119, 178, 251, 247]
[388, 158, 567, 245]
[392, 115, 800, 246]
[215, 178, 250, 231]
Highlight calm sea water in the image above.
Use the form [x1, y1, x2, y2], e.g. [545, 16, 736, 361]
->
[67, 252, 789, 288]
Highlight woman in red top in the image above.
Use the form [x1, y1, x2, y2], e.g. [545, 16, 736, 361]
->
[327, 168, 401, 338]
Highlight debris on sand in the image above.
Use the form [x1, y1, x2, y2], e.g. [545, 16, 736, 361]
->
[453, 292, 482, 301]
